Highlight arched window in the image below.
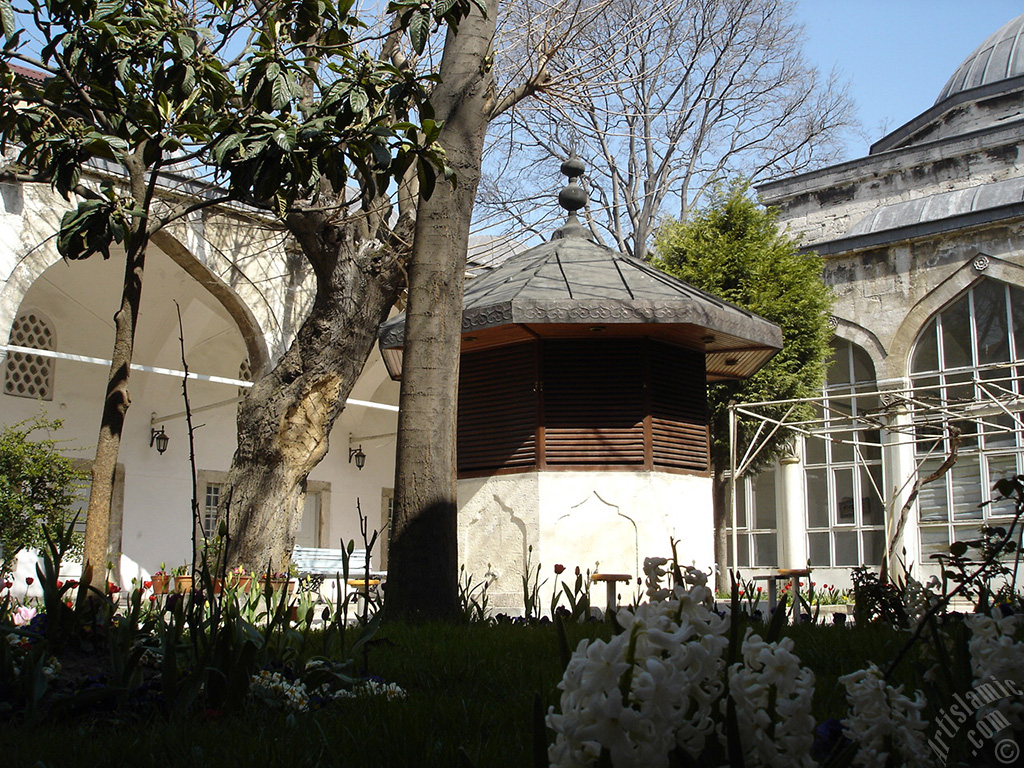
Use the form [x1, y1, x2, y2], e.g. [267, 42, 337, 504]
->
[910, 279, 1024, 556]
[804, 339, 885, 567]
[4, 310, 55, 400]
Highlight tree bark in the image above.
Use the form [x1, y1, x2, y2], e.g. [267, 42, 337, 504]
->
[223, 207, 409, 575]
[82, 237, 146, 593]
[385, 0, 499, 621]
[82, 151, 152, 594]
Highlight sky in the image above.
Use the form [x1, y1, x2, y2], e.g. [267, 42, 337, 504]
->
[794, 1, 1024, 159]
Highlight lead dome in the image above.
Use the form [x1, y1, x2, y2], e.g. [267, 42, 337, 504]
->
[936, 13, 1024, 103]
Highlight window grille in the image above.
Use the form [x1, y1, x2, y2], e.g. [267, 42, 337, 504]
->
[4, 311, 54, 400]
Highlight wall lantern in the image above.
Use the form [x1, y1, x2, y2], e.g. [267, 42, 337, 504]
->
[349, 445, 366, 470]
[150, 426, 170, 455]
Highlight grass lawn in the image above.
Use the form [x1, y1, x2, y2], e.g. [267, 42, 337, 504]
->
[0, 619, 910, 768]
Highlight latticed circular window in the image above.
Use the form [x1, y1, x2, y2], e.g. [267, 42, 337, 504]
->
[4, 311, 54, 400]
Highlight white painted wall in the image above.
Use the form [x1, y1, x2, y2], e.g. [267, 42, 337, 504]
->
[458, 470, 713, 615]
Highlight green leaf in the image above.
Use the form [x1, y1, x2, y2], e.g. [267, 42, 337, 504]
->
[409, 9, 430, 55]
[370, 141, 391, 169]
[177, 31, 195, 59]
[0, 0, 15, 40]
[348, 89, 368, 114]
[417, 157, 437, 199]
[271, 75, 290, 111]
[272, 125, 295, 151]
[434, 0, 457, 17]
[57, 199, 113, 261]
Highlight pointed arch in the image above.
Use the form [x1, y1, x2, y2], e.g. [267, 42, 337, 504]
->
[888, 254, 1024, 378]
[904, 270, 1024, 560]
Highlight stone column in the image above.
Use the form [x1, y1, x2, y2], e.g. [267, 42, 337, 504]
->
[777, 444, 808, 570]
[882, 395, 921, 579]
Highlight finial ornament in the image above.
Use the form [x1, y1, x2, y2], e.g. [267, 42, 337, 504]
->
[558, 153, 588, 213]
[552, 153, 590, 240]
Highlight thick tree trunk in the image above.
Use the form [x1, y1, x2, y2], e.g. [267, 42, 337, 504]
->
[223, 209, 407, 575]
[82, 240, 146, 592]
[385, 1, 499, 621]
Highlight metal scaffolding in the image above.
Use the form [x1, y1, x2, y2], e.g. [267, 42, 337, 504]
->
[727, 361, 1024, 571]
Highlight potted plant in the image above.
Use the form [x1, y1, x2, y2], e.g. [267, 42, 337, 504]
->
[266, 565, 297, 595]
[172, 564, 193, 593]
[151, 563, 171, 595]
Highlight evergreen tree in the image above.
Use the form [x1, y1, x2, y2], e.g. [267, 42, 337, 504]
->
[652, 182, 833, 584]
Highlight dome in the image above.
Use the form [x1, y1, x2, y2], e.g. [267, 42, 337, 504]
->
[936, 14, 1024, 104]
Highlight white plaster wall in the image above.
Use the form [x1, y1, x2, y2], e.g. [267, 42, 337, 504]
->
[458, 473, 540, 613]
[458, 470, 713, 616]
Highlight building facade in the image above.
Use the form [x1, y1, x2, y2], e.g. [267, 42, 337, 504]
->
[0, 175, 401, 586]
[744, 14, 1024, 586]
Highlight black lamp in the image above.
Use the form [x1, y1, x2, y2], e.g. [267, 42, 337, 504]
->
[150, 426, 170, 455]
[349, 445, 366, 470]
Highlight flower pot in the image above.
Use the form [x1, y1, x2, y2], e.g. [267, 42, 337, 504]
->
[151, 574, 171, 595]
[174, 575, 194, 593]
[270, 579, 295, 595]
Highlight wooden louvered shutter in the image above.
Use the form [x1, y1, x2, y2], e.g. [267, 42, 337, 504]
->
[457, 343, 538, 474]
[541, 340, 646, 467]
[649, 343, 709, 472]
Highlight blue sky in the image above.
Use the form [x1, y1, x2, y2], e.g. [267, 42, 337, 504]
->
[794, 1, 1024, 159]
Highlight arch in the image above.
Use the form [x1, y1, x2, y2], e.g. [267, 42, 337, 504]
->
[904, 272, 1024, 561]
[830, 318, 886, 378]
[0, 207, 270, 376]
[888, 253, 1024, 378]
[0, 239, 63, 350]
[151, 230, 269, 375]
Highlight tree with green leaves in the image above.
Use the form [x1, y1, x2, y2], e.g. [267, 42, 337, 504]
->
[652, 182, 833, 586]
[0, 416, 82, 579]
[0, 0, 454, 588]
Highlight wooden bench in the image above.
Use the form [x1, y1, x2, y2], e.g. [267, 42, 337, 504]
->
[291, 546, 385, 602]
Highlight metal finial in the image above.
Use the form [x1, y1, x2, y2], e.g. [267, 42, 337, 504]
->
[552, 153, 589, 240]
[558, 153, 588, 213]
[560, 153, 585, 180]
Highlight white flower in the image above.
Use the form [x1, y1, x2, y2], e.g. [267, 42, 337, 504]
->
[966, 613, 1024, 731]
[549, 574, 730, 767]
[250, 669, 311, 712]
[725, 632, 816, 768]
[840, 663, 932, 768]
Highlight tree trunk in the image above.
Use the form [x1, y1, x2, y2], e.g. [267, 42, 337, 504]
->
[385, 1, 499, 621]
[223, 209, 407, 575]
[82, 239, 146, 593]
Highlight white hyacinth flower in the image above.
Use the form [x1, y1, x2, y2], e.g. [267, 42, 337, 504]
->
[840, 663, 932, 768]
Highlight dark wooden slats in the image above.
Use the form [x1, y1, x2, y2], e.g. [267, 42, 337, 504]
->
[456, 338, 709, 475]
[458, 344, 537, 472]
[542, 340, 646, 466]
[649, 346, 709, 471]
